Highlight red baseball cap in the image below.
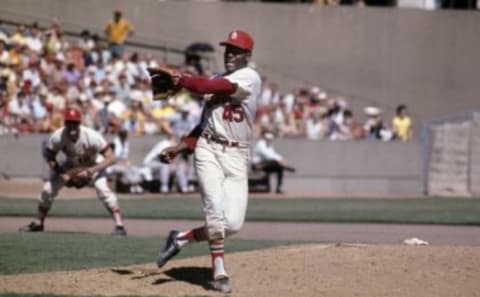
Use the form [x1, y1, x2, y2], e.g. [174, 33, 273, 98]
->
[64, 107, 82, 122]
[219, 30, 254, 51]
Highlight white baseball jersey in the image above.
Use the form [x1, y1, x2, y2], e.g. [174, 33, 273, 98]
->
[46, 126, 108, 168]
[201, 66, 261, 142]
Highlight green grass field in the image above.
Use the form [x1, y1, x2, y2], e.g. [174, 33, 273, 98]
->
[1, 197, 480, 225]
[1, 197, 480, 297]
[0, 232, 298, 275]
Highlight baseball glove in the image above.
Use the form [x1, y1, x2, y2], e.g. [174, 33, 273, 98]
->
[64, 167, 92, 189]
[147, 66, 182, 100]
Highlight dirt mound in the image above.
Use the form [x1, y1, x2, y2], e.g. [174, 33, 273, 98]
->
[1, 244, 479, 297]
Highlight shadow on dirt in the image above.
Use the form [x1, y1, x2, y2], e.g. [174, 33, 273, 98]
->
[160, 266, 211, 290]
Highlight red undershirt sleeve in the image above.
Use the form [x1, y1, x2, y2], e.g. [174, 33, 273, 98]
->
[179, 76, 236, 95]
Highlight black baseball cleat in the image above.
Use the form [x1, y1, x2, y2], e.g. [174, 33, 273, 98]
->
[156, 230, 180, 268]
[112, 225, 127, 236]
[19, 221, 44, 232]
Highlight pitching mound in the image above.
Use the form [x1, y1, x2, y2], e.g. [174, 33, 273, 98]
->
[1, 244, 479, 297]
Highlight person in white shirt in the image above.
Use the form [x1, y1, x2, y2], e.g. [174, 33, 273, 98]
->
[143, 134, 189, 193]
[19, 107, 127, 235]
[252, 131, 296, 194]
[107, 129, 144, 193]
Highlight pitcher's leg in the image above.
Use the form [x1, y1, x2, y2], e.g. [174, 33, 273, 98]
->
[195, 144, 226, 240]
[221, 147, 249, 237]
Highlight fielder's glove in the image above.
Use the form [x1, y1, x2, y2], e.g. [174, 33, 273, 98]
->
[63, 167, 92, 189]
[147, 66, 182, 100]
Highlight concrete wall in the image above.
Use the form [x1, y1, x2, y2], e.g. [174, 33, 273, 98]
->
[0, 1, 479, 123]
[0, 134, 424, 196]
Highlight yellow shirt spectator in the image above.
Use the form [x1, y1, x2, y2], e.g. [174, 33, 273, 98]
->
[105, 18, 133, 44]
[392, 104, 412, 141]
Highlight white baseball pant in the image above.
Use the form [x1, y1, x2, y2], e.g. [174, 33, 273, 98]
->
[194, 137, 249, 240]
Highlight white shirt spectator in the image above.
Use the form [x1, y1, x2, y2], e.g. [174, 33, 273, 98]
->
[8, 95, 31, 118]
[252, 138, 283, 164]
[30, 95, 48, 120]
[283, 93, 295, 113]
[305, 117, 324, 140]
[25, 35, 43, 53]
[22, 68, 41, 88]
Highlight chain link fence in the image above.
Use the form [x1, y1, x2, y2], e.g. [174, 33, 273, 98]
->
[424, 111, 480, 197]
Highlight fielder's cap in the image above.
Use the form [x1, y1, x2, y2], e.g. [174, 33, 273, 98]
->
[220, 30, 254, 51]
[64, 107, 82, 122]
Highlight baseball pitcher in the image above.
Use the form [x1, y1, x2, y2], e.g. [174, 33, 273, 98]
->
[148, 30, 261, 293]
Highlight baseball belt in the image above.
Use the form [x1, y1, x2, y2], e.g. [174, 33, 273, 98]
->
[201, 132, 248, 148]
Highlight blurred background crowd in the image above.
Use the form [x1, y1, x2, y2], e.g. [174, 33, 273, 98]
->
[0, 10, 413, 143]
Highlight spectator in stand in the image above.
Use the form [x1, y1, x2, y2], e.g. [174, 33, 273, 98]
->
[22, 60, 42, 89]
[105, 9, 134, 58]
[0, 39, 9, 66]
[304, 107, 327, 140]
[8, 90, 31, 120]
[78, 29, 96, 53]
[392, 104, 412, 142]
[363, 106, 394, 141]
[0, 68, 11, 93]
[275, 101, 299, 138]
[25, 23, 43, 54]
[330, 109, 364, 141]
[113, 72, 130, 102]
[9, 25, 27, 47]
[49, 54, 66, 87]
[31, 89, 51, 132]
[8, 90, 34, 132]
[121, 94, 146, 136]
[252, 132, 296, 194]
[63, 61, 82, 85]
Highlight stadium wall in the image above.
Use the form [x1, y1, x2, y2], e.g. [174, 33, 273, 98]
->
[0, 135, 424, 196]
[0, 1, 478, 123]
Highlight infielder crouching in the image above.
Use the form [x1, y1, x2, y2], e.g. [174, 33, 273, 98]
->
[19, 107, 127, 236]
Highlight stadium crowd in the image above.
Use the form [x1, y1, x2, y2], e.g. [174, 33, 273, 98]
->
[0, 17, 411, 140]
[0, 19, 412, 143]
